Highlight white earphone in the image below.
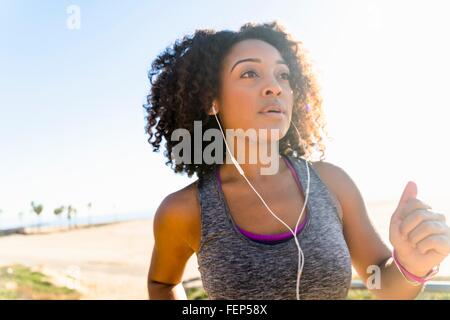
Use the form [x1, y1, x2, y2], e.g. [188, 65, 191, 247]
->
[211, 105, 311, 300]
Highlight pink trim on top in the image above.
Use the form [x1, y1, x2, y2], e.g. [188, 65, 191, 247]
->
[237, 218, 307, 241]
[215, 155, 308, 242]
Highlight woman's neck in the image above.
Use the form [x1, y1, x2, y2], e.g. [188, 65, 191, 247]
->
[220, 135, 283, 181]
[219, 153, 286, 184]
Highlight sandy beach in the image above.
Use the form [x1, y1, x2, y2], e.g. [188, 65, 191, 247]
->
[0, 219, 201, 299]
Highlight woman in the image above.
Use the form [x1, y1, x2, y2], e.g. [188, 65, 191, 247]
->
[144, 21, 450, 299]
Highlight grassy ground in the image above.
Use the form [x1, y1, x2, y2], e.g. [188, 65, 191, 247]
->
[0, 264, 81, 300]
[184, 276, 450, 300]
[347, 288, 450, 300]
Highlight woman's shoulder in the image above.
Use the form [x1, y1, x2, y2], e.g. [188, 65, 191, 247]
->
[310, 159, 344, 180]
[310, 160, 348, 222]
[161, 180, 200, 211]
[154, 180, 201, 252]
[310, 160, 356, 195]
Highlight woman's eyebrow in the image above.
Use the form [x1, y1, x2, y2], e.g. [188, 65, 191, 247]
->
[229, 58, 287, 74]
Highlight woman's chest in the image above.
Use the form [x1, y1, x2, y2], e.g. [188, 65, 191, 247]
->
[221, 178, 308, 235]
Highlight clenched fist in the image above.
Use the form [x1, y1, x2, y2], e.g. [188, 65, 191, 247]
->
[390, 181, 450, 277]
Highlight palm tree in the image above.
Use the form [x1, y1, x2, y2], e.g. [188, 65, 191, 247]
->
[66, 205, 77, 230]
[66, 205, 73, 230]
[72, 206, 78, 228]
[53, 206, 64, 231]
[30, 201, 43, 232]
[73, 206, 78, 228]
[87, 202, 92, 226]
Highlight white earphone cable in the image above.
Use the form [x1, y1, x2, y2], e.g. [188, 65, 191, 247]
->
[213, 109, 311, 300]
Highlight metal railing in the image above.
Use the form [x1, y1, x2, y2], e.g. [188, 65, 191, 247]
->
[183, 277, 450, 293]
[350, 279, 450, 293]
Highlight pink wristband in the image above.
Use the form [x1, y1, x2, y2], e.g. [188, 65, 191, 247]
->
[392, 250, 439, 285]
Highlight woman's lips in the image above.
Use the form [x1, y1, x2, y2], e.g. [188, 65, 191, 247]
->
[259, 104, 285, 114]
[258, 103, 286, 120]
[258, 110, 285, 119]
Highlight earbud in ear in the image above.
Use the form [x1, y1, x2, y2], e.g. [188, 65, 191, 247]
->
[211, 105, 218, 115]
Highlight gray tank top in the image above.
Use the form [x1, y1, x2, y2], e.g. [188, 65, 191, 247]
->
[195, 155, 352, 300]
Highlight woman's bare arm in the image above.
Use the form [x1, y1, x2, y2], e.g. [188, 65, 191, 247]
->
[147, 188, 199, 300]
[313, 161, 425, 299]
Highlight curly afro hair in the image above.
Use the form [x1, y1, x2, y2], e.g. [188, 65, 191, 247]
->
[144, 21, 328, 179]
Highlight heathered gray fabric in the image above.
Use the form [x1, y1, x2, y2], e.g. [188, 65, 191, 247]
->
[195, 155, 352, 300]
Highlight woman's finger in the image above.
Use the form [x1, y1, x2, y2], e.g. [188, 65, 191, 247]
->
[399, 210, 446, 239]
[407, 220, 449, 246]
[403, 198, 432, 216]
[416, 234, 450, 255]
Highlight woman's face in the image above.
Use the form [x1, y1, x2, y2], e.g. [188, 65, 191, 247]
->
[214, 39, 294, 141]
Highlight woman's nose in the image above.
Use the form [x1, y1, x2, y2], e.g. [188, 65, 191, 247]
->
[263, 78, 283, 96]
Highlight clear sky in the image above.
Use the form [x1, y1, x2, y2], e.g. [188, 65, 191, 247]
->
[1, 0, 449, 220]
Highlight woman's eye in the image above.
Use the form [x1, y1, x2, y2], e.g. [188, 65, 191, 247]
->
[240, 70, 290, 80]
[241, 70, 258, 78]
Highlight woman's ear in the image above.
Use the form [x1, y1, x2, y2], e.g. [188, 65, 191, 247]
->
[208, 102, 219, 115]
